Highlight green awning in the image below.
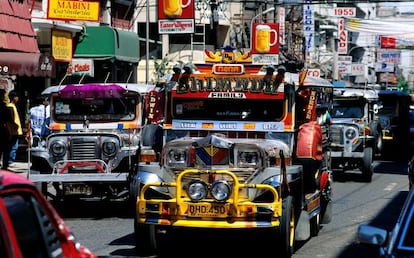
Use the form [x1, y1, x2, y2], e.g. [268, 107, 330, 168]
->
[74, 26, 139, 63]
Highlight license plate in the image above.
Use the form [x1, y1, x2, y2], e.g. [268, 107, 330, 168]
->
[64, 185, 92, 195]
[187, 203, 227, 217]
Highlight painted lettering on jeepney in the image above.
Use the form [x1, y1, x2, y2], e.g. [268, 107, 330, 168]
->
[306, 90, 317, 121]
[177, 75, 281, 95]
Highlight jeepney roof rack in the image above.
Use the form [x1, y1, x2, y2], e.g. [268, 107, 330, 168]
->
[333, 86, 378, 100]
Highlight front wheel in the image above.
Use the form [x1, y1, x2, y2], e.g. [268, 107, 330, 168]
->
[279, 196, 295, 258]
[134, 218, 158, 256]
[361, 147, 373, 182]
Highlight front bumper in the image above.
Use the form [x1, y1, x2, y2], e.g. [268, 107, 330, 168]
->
[136, 169, 282, 229]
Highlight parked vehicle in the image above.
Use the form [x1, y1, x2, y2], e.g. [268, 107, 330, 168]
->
[408, 153, 414, 190]
[376, 89, 411, 160]
[357, 186, 414, 257]
[28, 83, 153, 201]
[0, 169, 96, 258]
[329, 86, 380, 182]
[129, 59, 333, 257]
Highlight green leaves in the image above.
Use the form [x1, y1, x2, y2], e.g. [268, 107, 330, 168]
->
[152, 54, 171, 83]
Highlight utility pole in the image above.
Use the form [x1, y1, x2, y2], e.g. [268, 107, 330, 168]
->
[210, 0, 219, 49]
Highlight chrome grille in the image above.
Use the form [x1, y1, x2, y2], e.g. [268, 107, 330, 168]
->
[330, 125, 344, 145]
[70, 137, 99, 160]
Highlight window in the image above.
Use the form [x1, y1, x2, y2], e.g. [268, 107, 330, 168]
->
[3, 193, 62, 258]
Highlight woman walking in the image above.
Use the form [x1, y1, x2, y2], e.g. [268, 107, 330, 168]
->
[0, 89, 14, 170]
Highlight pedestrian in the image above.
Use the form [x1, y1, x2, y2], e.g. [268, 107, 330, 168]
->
[0, 89, 15, 170]
[7, 90, 23, 167]
[26, 95, 50, 147]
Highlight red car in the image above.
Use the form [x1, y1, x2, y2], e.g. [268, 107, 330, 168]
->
[0, 170, 96, 258]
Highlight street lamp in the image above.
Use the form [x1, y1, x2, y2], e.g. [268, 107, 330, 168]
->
[250, 7, 275, 50]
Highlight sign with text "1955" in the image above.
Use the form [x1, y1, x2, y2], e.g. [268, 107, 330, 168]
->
[329, 8, 356, 17]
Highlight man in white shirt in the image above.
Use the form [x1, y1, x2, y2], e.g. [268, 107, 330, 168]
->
[26, 96, 50, 147]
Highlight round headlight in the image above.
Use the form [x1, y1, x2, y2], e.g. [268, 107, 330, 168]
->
[345, 128, 357, 140]
[50, 140, 66, 157]
[187, 180, 208, 201]
[103, 140, 118, 157]
[210, 180, 232, 202]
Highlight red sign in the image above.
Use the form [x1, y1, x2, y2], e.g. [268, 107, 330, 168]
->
[158, 0, 195, 19]
[212, 64, 244, 75]
[251, 23, 279, 55]
[380, 36, 396, 48]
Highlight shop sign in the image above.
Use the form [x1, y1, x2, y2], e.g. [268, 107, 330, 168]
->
[350, 63, 364, 76]
[67, 59, 94, 77]
[158, 0, 195, 20]
[338, 18, 348, 54]
[377, 50, 401, 63]
[47, 0, 100, 21]
[251, 54, 279, 65]
[307, 69, 320, 77]
[158, 19, 194, 34]
[52, 29, 73, 62]
[375, 62, 394, 72]
[303, 2, 314, 54]
[329, 7, 356, 17]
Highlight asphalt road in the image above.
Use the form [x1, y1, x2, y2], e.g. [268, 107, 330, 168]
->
[35, 159, 407, 258]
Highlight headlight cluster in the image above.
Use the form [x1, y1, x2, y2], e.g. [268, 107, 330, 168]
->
[49, 140, 66, 157]
[102, 139, 118, 158]
[345, 127, 357, 140]
[187, 180, 232, 202]
[167, 149, 187, 167]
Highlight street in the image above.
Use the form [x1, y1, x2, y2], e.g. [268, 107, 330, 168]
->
[25, 159, 406, 258]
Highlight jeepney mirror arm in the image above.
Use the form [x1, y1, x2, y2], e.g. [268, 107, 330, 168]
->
[279, 150, 291, 194]
[104, 72, 111, 84]
[78, 73, 86, 85]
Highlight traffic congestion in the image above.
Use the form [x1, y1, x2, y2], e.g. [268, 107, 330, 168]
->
[2, 1, 414, 258]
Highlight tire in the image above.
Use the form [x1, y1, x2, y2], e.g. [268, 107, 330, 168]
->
[320, 179, 332, 224]
[134, 218, 157, 256]
[361, 147, 373, 182]
[376, 130, 383, 157]
[310, 213, 320, 237]
[279, 196, 295, 258]
[41, 182, 48, 199]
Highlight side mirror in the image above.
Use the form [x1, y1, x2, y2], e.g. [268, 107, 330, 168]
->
[373, 104, 379, 114]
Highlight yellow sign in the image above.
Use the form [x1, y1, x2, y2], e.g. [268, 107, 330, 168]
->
[47, 0, 100, 21]
[52, 29, 73, 62]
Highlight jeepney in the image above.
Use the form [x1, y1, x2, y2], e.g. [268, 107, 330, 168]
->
[329, 86, 380, 182]
[28, 83, 153, 201]
[128, 49, 333, 258]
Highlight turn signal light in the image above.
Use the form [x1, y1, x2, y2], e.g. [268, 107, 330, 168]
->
[140, 149, 157, 163]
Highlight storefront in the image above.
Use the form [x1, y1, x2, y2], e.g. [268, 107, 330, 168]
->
[65, 26, 140, 84]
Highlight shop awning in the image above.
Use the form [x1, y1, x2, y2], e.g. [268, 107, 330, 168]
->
[0, 52, 55, 77]
[74, 26, 140, 63]
[0, 1, 39, 53]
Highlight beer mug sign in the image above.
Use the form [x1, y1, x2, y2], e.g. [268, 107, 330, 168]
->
[163, 0, 191, 18]
[255, 24, 278, 54]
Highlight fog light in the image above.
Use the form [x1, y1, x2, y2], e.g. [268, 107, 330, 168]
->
[187, 180, 208, 201]
[211, 180, 231, 202]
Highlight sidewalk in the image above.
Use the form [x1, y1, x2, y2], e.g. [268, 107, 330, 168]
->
[7, 161, 30, 175]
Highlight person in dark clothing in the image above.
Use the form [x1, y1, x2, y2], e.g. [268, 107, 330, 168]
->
[0, 89, 14, 170]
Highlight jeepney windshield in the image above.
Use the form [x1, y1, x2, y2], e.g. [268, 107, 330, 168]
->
[171, 98, 284, 121]
[332, 99, 364, 118]
[53, 96, 138, 122]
